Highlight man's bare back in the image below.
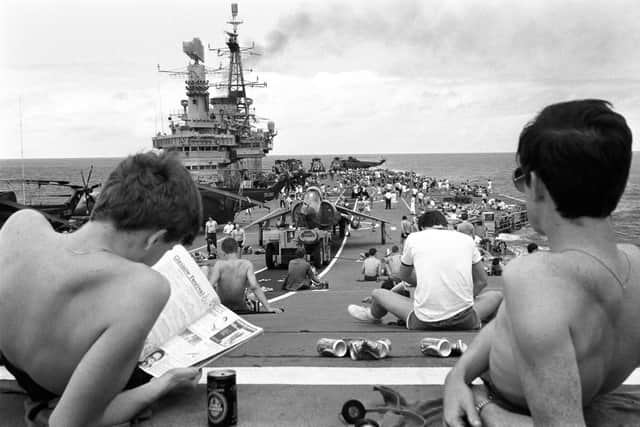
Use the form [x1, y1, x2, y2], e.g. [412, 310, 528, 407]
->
[488, 244, 640, 409]
[0, 210, 168, 396]
[0, 151, 206, 426]
[207, 237, 280, 313]
[211, 258, 253, 310]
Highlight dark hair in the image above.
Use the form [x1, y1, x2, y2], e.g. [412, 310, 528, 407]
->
[460, 211, 469, 220]
[368, 248, 377, 256]
[391, 245, 399, 253]
[295, 247, 306, 258]
[91, 151, 202, 244]
[418, 209, 448, 229]
[221, 237, 238, 254]
[527, 242, 539, 253]
[517, 100, 632, 218]
[402, 215, 407, 220]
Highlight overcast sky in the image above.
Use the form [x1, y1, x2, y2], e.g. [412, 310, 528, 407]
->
[2, 0, 640, 158]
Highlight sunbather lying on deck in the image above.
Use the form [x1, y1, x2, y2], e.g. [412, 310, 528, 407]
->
[0, 152, 203, 426]
[207, 237, 283, 313]
[443, 100, 640, 427]
[348, 209, 502, 330]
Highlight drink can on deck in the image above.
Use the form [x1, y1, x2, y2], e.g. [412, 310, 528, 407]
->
[207, 369, 237, 426]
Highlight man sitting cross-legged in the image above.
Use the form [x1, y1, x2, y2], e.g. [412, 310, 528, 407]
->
[0, 152, 204, 427]
[348, 209, 502, 330]
[443, 100, 640, 427]
[207, 237, 283, 313]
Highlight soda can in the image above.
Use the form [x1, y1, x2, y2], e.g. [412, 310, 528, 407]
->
[419, 337, 452, 357]
[207, 369, 237, 426]
[316, 338, 348, 357]
[348, 338, 392, 360]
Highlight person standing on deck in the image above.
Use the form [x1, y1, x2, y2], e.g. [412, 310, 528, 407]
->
[230, 223, 245, 258]
[204, 216, 218, 259]
[400, 215, 413, 246]
[443, 100, 640, 427]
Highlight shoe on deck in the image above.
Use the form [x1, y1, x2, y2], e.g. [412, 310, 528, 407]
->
[348, 304, 380, 323]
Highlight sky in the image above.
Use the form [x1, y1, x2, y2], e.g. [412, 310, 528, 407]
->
[1, 0, 640, 158]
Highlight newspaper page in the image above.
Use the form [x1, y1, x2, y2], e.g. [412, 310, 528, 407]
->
[139, 245, 263, 377]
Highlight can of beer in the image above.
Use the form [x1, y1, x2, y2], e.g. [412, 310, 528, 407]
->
[419, 337, 452, 357]
[316, 338, 348, 357]
[207, 369, 237, 426]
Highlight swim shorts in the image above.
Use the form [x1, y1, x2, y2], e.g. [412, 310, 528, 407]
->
[406, 306, 481, 331]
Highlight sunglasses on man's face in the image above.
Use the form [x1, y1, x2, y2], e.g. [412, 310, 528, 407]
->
[512, 167, 527, 193]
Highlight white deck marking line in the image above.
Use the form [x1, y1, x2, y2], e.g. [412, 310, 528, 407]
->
[3, 366, 640, 385]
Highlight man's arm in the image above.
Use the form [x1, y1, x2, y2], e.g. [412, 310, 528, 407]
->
[50, 273, 177, 426]
[246, 262, 281, 313]
[472, 261, 488, 297]
[397, 263, 417, 286]
[399, 236, 417, 286]
[443, 321, 496, 427]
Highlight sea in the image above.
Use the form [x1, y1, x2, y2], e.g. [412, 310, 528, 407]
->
[1, 153, 638, 246]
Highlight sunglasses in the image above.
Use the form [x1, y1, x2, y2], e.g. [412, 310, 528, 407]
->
[512, 167, 528, 193]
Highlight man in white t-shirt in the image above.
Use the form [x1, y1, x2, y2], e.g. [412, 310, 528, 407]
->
[348, 210, 502, 330]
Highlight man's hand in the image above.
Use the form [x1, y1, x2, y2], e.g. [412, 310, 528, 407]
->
[266, 307, 284, 314]
[443, 372, 482, 427]
[156, 368, 201, 396]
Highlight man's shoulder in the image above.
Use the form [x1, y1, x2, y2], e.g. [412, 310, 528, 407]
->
[2, 209, 51, 233]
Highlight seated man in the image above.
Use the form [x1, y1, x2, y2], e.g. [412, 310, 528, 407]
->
[362, 248, 382, 281]
[348, 210, 502, 330]
[443, 100, 640, 426]
[207, 237, 282, 313]
[283, 247, 328, 291]
[0, 152, 204, 426]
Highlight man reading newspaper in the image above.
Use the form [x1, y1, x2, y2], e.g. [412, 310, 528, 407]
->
[0, 152, 203, 426]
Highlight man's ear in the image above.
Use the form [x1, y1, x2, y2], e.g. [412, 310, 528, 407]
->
[144, 229, 168, 250]
[530, 171, 547, 202]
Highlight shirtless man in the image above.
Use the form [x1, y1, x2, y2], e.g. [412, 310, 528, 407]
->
[0, 152, 203, 426]
[207, 237, 282, 313]
[443, 100, 640, 426]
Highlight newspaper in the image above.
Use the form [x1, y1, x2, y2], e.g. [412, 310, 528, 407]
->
[138, 245, 263, 377]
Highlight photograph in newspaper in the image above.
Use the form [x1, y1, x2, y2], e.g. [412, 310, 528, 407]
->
[138, 245, 263, 377]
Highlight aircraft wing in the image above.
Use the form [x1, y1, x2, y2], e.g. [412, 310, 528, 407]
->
[196, 185, 268, 208]
[243, 207, 291, 230]
[0, 199, 75, 228]
[336, 205, 390, 224]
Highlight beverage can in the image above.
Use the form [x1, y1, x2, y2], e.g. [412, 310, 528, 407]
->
[316, 338, 348, 357]
[207, 369, 237, 426]
[419, 337, 452, 357]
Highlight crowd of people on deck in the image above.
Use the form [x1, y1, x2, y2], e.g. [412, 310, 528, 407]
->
[0, 100, 638, 426]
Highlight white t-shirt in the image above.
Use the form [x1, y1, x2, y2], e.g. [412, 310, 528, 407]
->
[401, 228, 482, 321]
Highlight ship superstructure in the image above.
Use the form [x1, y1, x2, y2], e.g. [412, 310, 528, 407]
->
[153, 3, 276, 190]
